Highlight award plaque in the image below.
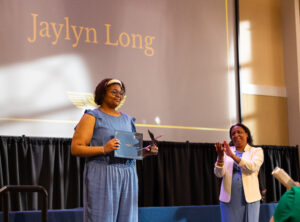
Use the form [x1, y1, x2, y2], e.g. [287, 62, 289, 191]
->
[114, 130, 144, 160]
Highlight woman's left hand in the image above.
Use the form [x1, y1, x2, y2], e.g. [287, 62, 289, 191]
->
[223, 141, 242, 164]
[143, 144, 159, 157]
[223, 141, 234, 157]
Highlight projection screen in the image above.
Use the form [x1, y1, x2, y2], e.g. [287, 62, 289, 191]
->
[0, 0, 238, 142]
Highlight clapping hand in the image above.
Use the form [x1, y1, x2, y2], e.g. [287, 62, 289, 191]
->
[215, 142, 225, 159]
[223, 141, 234, 157]
[215, 141, 234, 159]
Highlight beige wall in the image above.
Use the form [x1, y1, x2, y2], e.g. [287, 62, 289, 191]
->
[240, 0, 285, 87]
[242, 94, 289, 145]
[239, 0, 289, 145]
[280, 0, 300, 164]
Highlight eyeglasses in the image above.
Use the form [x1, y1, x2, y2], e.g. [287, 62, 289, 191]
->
[109, 89, 125, 97]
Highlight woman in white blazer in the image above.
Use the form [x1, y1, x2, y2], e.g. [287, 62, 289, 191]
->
[214, 123, 264, 222]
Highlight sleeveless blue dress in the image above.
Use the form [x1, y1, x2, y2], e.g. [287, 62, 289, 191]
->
[220, 151, 260, 222]
[83, 109, 138, 222]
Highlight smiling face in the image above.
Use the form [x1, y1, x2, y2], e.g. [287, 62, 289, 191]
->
[102, 84, 124, 109]
[230, 125, 248, 150]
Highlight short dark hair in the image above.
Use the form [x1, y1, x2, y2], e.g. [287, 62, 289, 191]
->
[94, 78, 126, 106]
[229, 123, 254, 146]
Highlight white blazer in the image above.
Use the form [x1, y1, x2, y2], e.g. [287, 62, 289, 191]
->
[214, 144, 264, 203]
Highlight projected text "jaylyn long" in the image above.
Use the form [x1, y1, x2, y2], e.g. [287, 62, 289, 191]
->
[27, 13, 156, 56]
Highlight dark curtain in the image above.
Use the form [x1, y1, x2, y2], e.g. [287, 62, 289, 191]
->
[0, 136, 299, 211]
[137, 141, 221, 206]
[259, 145, 300, 203]
[0, 136, 84, 211]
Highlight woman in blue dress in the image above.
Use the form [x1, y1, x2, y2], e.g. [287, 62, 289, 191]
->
[214, 123, 264, 222]
[71, 78, 158, 222]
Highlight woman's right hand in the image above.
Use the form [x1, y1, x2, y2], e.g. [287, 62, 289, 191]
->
[215, 142, 224, 159]
[103, 138, 120, 154]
